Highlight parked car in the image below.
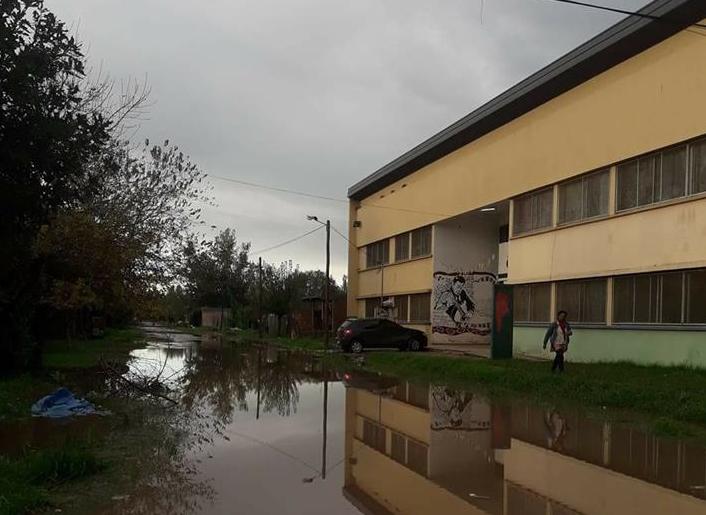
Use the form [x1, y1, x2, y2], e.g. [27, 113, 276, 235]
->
[336, 318, 427, 353]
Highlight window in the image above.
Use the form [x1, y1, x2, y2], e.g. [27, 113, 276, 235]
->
[411, 226, 432, 258]
[365, 298, 381, 318]
[391, 433, 405, 464]
[514, 283, 551, 322]
[407, 383, 429, 410]
[513, 188, 553, 235]
[617, 146, 688, 211]
[362, 419, 386, 453]
[365, 239, 389, 268]
[691, 138, 706, 195]
[394, 295, 408, 322]
[613, 271, 701, 324]
[409, 293, 431, 322]
[558, 169, 609, 224]
[406, 439, 428, 476]
[395, 233, 410, 261]
[556, 279, 606, 323]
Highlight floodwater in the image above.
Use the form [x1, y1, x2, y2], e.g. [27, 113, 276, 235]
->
[5, 326, 706, 515]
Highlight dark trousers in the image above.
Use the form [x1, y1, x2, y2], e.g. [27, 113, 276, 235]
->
[552, 351, 565, 372]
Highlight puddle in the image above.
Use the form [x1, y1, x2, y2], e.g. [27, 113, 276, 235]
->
[3, 326, 706, 514]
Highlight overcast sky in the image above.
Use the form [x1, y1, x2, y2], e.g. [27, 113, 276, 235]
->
[48, 0, 649, 281]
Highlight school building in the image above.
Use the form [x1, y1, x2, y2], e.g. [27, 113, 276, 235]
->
[346, 0, 706, 366]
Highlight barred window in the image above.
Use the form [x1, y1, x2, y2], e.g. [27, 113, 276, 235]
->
[558, 169, 609, 224]
[513, 188, 553, 235]
[366, 239, 389, 267]
[514, 283, 551, 322]
[411, 226, 432, 258]
[617, 146, 688, 211]
[362, 419, 386, 453]
[614, 271, 706, 324]
[394, 295, 409, 322]
[365, 297, 381, 318]
[409, 293, 431, 322]
[395, 233, 410, 261]
[556, 279, 606, 323]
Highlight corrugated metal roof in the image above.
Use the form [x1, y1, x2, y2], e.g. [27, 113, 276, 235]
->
[347, 0, 706, 200]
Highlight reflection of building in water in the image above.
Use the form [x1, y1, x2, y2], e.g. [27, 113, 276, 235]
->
[343, 380, 706, 515]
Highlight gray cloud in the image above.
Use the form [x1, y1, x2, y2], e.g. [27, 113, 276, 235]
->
[48, 0, 649, 280]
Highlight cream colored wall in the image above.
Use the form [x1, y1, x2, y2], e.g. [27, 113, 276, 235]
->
[505, 439, 706, 515]
[350, 27, 706, 249]
[357, 257, 433, 298]
[508, 196, 706, 283]
[349, 439, 486, 515]
[354, 388, 430, 444]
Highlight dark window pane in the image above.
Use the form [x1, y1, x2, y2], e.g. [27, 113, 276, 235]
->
[406, 439, 428, 476]
[634, 275, 656, 323]
[613, 276, 634, 323]
[514, 285, 530, 322]
[366, 239, 389, 267]
[559, 178, 582, 224]
[394, 295, 408, 322]
[661, 272, 683, 323]
[395, 233, 410, 261]
[529, 283, 551, 322]
[411, 226, 432, 258]
[407, 383, 429, 410]
[534, 188, 554, 229]
[513, 196, 531, 235]
[556, 282, 581, 323]
[584, 169, 609, 218]
[687, 270, 706, 323]
[691, 139, 706, 195]
[391, 432, 405, 464]
[660, 147, 687, 201]
[582, 279, 607, 323]
[617, 161, 638, 211]
[637, 156, 657, 206]
[365, 298, 381, 318]
[409, 293, 431, 322]
[362, 420, 386, 453]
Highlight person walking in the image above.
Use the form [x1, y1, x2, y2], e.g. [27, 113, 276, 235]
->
[543, 310, 572, 373]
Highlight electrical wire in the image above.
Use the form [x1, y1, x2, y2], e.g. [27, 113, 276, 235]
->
[540, 0, 706, 29]
[250, 225, 323, 255]
[208, 174, 453, 218]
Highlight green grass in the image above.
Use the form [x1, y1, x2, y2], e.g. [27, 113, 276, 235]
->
[0, 375, 54, 420]
[0, 446, 105, 515]
[360, 352, 706, 435]
[43, 327, 145, 369]
[233, 329, 327, 351]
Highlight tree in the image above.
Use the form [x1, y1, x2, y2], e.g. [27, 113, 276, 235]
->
[0, 0, 112, 370]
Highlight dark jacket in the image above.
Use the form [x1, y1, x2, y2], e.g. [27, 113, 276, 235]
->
[543, 321, 572, 351]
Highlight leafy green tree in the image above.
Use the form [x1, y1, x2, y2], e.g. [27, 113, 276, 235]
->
[0, 0, 111, 370]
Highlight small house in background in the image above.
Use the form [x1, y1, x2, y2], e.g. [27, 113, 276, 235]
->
[201, 307, 231, 329]
[292, 296, 347, 336]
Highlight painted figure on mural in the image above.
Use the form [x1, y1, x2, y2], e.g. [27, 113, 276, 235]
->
[434, 276, 475, 326]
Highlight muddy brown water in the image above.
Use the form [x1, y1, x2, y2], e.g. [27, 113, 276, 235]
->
[4, 325, 706, 514]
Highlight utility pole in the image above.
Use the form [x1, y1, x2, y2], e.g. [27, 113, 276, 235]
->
[258, 257, 263, 339]
[324, 220, 330, 349]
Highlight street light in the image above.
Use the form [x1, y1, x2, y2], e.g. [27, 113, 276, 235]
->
[306, 215, 331, 349]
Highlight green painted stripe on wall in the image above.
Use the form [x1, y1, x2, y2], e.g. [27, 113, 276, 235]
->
[513, 326, 706, 368]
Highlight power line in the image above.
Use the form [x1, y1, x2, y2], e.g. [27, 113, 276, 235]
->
[540, 0, 706, 29]
[251, 225, 323, 255]
[208, 174, 453, 218]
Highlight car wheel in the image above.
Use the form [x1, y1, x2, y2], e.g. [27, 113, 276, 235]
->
[350, 340, 364, 354]
[408, 338, 421, 352]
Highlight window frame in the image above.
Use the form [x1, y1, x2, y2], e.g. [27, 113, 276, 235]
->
[514, 282, 552, 323]
[409, 292, 431, 323]
[410, 226, 432, 259]
[365, 239, 389, 268]
[557, 168, 610, 225]
[512, 187, 554, 236]
[395, 232, 410, 262]
[555, 278, 607, 325]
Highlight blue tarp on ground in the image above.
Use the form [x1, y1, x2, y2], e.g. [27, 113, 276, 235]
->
[31, 387, 97, 418]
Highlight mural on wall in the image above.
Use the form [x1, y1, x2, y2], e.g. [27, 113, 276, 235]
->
[431, 386, 490, 431]
[432, 271, 495, 338]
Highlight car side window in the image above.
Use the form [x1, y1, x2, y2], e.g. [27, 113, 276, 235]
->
[363, 321, 380, 330]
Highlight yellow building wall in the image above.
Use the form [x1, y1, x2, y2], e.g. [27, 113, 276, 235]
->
[354, 388, 430, 444]
[505, 439, 706, 515]
[508, 197, 706, 283]
[357, 257, 433, 298]
[350, 26, 706, 249]
[349, 439, 486, 515]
